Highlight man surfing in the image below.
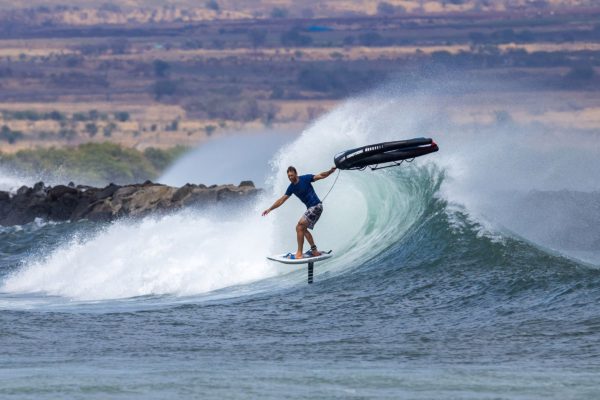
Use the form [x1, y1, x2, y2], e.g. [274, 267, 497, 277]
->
[262, 166, 337, 259]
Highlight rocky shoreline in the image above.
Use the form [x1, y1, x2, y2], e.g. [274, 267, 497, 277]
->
[0, 181, 261, 226]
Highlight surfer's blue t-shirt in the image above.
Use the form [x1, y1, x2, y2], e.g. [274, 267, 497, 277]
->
[285, 174, 321, 208]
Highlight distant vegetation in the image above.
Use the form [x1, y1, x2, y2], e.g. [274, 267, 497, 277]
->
[0, 109, 145, 144]
[2, 109, 110, 123]
[0, 143, 188, 184]
[0, 125, 23, 144]
[2, 110, 68, 121]
[297, 66, 383, 95]
[0, 3, 597, 151]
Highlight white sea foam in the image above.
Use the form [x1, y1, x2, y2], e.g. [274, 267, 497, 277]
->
[3, 211, 279, 300]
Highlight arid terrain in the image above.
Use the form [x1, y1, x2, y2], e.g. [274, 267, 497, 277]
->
[0, 0, 597, 156]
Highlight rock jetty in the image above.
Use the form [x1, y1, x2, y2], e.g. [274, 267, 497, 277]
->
[0, 180, 261, 226]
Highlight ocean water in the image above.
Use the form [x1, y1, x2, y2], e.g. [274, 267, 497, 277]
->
[1, 87, 600, 399]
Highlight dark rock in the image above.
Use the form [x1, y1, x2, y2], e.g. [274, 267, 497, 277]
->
[216, 186, 237, 201]
[181, 187, 219, 206]
[0, 180, 262, 226]
[86, 206, 114, 222]
[70, 190, 98, 221]
[16, 186, 29, 196]
[48, 185, 78, 200]
[172, 184, 195, 203]
[32, 181, 45, 192]
[47, 185, 80, 220]
[95, 183, 120, 200]
[239, 180, 255, 188]
[0, 191, 11, 216]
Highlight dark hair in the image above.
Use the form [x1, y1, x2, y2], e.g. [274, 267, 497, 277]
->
[287, 166, 297, 174]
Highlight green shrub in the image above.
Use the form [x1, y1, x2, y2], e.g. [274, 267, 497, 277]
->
[114, 111, 130, 122]
[0, 143, 189, 184]
[143, 145, 187, 171]
[153, 60, 170, 77]
[73, 112, 90, 121]
[85, 123, 98, 137]
[206, 0, 219, 11]
[152, 80, 179, 100]
[103, 122, 116, 137]
[204, 125, 216, 136]
[0, 125, 24, 144]
[49, 111, 66, 121]
[271, 7, 288, 18]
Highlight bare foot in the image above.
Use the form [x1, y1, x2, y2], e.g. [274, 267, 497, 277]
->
[311, 250, 321, 257]
[295, 252, 304, 259]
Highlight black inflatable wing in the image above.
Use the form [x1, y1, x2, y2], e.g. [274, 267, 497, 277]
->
[334, 137, 438, 170]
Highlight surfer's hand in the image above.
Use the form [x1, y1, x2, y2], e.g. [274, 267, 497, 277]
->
[262, 209, 270, 216]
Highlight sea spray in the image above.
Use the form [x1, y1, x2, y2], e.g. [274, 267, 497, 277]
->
[159, 130, 297, 188]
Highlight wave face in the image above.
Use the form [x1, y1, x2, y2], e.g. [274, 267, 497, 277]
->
[2, 81, 600, 303]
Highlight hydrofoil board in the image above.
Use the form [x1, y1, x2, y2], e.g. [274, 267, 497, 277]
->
[267, 250, 333, 265]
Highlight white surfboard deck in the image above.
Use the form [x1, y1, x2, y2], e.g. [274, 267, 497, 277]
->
[267, 250, 333, 265]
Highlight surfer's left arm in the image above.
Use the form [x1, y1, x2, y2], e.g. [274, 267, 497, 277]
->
[313, 166, 337, 181]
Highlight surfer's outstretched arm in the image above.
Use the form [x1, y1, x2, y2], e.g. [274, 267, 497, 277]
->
[262, 195, 290, 216]
[313, 166, 337, 181]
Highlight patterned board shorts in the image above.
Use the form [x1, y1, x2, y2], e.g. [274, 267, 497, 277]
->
[302, 203, 323, 230]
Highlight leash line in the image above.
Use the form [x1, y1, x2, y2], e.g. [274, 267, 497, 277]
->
[321, 169, 341, 203]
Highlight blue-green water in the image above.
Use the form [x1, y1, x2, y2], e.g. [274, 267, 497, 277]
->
[1, 94, 600, 399]
[2, 174, 600, 398]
